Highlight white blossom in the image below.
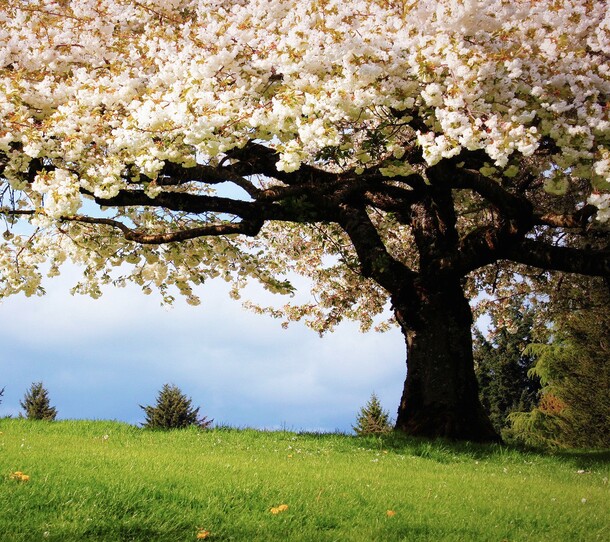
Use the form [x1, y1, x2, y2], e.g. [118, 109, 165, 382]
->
[588, 193, 610, 223]
[0, 0, 607, 308]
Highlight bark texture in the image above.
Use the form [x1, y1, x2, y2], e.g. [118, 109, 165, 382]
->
[393, 278, 499, 441]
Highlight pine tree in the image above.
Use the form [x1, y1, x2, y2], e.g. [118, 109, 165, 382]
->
[508, 281, 610, 449]
[473, 303, 541, 434]
[20, 382, 57, 421]
[353, 393, 392, 436]
[140, 384, 212, 430]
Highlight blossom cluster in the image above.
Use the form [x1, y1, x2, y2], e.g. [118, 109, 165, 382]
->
[0, 0, 608, 310]
[1, 0, 608, 196]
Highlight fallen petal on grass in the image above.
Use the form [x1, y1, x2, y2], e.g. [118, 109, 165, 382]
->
[270, 504, 289, 514]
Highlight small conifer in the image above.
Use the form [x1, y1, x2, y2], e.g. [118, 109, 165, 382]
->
[140, 383, 212, 430]
[20, 382, 57, 420]
[353, 393, 392, 436]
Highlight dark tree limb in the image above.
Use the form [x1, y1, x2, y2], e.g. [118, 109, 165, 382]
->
[450, 167, 534, 224]
[456, 224, 520, 275]
[62, 215, 263, 244]
[155, 162, 263, 198]
[225, 141, 339, 185]
[89, 190, 259, 218]
[337, 204, 416, 294]
[505, 238, 610, 277]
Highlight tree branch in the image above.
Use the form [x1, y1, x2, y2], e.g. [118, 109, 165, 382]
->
[450, 166, 534, 223]
[90, 190, 259, 218]
[225, 140, 339, 185]
[505, 238, 610, 277]
[155, 161, 262, 198]
[337, 204, 415, 293]
[456, 224, 517, 275]
[62, 215, 263, 244]
[362, 183, 421, 218]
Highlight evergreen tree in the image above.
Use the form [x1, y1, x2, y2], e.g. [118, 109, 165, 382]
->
[20, 382, 57, 421]
[474, 303, 541, 434]
[508, 281, 610, 449]
[353, 393, 392, 436]
[140, 384, 212, 430]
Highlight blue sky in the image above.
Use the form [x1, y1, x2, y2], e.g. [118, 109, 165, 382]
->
[0, 266, 406, 432]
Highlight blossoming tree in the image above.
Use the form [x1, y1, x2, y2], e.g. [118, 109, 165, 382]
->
[1, 0, 609, 441]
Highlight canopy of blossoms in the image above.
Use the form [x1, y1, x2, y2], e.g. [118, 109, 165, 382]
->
[0, 0, 608, 327]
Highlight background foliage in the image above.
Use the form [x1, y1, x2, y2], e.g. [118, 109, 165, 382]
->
[474, 302, 541, 435]
[507, 280, 610, 449]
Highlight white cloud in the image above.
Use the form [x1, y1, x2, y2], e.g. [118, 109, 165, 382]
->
[0, 265, 405, 431]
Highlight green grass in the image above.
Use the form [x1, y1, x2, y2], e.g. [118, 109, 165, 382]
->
[0, 419, 608, 541]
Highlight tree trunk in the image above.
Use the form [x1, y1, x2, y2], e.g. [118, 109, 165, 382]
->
[394, 276, 500, 442]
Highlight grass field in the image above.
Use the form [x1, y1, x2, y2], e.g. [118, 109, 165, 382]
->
[0, 418, 608, 541]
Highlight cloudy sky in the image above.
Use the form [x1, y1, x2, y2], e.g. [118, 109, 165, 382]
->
[0, 265, 406, 433]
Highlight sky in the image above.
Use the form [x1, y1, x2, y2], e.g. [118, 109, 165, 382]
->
[0, 265, 406, 433]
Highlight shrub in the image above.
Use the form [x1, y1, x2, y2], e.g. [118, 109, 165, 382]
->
[140, 384, 212, 430]
[20, 382, 57, 420]
[353, 393, 392, 436]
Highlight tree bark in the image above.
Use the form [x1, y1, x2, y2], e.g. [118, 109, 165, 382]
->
[393, 275, 500, 442]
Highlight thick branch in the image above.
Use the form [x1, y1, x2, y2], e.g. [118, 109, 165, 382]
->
[432, 161, 537, 275]
[3, 141, 339, 196]
[362, 183, 421, 218]
[456, 224, 517, 275]
[505, 238, 610, 277]
[90, 187, 340, 224]
[156, 162, 262, 198]
[62, 215, 263, 244]
[90, 190, 259, 218]
[450, 166, 534, 222]
[225, 141, 339, 185]
[337, 204, 415, 293]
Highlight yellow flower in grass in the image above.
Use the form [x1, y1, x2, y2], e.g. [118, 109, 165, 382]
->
[270, 504, 289, 514]
[386, 510, 396, 517]
[196, 529, 210, 539]
[10, 471, 30, 482]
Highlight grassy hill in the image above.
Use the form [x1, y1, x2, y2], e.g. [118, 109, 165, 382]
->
[0, 418, 608, 541]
